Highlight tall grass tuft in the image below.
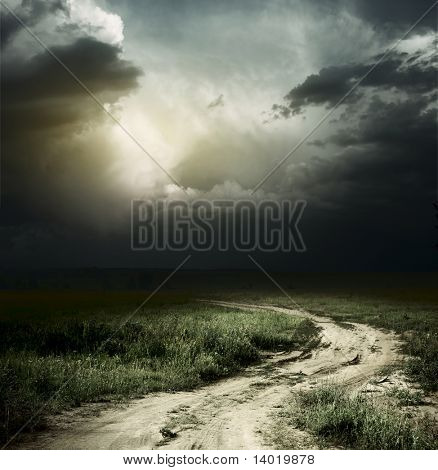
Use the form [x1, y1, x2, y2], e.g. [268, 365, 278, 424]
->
[294, 385, 435, 449]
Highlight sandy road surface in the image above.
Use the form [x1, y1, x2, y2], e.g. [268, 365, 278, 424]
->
[20, 301, 399, 450]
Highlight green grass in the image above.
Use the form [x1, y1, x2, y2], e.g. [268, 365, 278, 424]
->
[385, 387, 424, 406]
[289, 385, 435, 449]
[0, 299, 318, 445]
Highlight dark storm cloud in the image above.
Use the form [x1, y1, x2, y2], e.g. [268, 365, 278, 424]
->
[272, 45, 437, 201]
[330, 96, 437, 150]
[0, 0, 150, 270]
[276, 97, 437, 270]
[266, 36, 437, 270]
[353, 0, 437, 32]
[2, 37, 142, 136]
[1, 6, 143, 233]
[0, 0, 68, 47]
[274, 49, 436, 116]
[296, 101, 436, 198]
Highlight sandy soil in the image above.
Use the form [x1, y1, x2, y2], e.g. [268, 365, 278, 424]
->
[18, 301, 401, 450]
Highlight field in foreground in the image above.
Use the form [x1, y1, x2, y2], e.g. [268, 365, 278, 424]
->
[0, 292, 317, 445]
[0, 272, 437, 450]
[6, 300, 436, 450]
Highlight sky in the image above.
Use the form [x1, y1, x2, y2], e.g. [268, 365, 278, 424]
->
[0, 0, 437, 271]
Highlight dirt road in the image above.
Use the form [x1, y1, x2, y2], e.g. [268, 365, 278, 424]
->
[22, 301, 399, 450]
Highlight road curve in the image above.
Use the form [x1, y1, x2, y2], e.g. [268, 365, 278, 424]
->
[20, 301, 399, 450]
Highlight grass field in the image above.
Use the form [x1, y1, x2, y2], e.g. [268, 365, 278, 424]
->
[1, 273, 437, 449]
[0, 291, 318, 444]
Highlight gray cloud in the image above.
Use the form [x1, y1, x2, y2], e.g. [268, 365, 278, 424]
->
[273, 49, 436, 116]
[207, 94, 224, 109]
[1, 5, 142, 232]
[1, 0, 68, 47]
[2, 37, 142, 136]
